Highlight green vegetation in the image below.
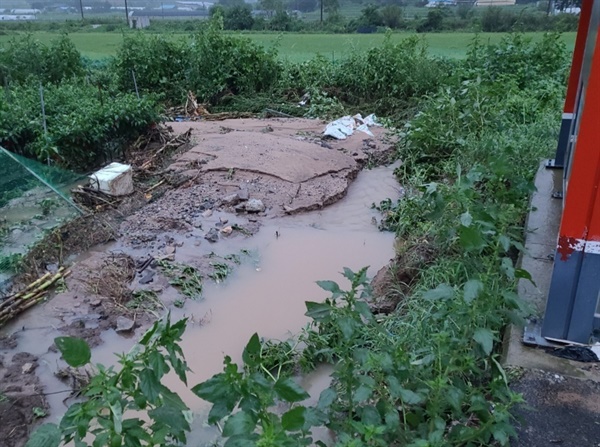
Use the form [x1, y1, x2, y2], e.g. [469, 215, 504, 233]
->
[27, 317, 192, 447]
[157, 260, 203, 300]
[0, 30, 576, 61]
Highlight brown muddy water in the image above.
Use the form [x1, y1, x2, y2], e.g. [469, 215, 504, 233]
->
[4, 162, 401, 445]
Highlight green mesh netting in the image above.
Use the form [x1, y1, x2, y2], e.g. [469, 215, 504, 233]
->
[0, 147, 83, 290]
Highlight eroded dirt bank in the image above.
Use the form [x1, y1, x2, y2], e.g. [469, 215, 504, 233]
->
[0, 117, 398, 446]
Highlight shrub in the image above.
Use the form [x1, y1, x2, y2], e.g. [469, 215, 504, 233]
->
[0, 34, 84, 85]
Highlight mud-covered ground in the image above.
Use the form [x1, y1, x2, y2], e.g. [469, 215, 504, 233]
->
[0, 117, 396, 446]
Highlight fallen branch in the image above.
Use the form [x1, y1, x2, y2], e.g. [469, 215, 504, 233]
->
[0, 268, 70, 328]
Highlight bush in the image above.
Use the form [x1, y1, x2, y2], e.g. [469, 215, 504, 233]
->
[0, 81, 161, 170]
[0, 34, 84, 85]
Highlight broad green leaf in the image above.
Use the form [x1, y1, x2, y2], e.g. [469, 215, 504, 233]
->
[460, 211, 472, 227]
[463, 279, 483, 303]
[500, 257, 515, 280]
[273, 377, 309, 403]
[54, 337, 91, 367]
[341, 267, 355, 281]
[360, 405, 381, 426]
[317, 388, 336, 411]
[316, 280, 341, 295]
[241, 333, 261, 368]
[399, 388, 424, 405]
[25, 424, 61, 447]
[459, 225, 486, 251]
[139, 369, 161, 403]
[224, 434, 260, 447]
[281, 406, 306, 431]
[109, 402, 123, 435]
[338, 316, 356, 340]
[159, 385, 189, 411]
[305, 301, 333, 321]
[354, 300, 374, 321]
[223, 411, 256, 437]
[515, 268, 535, 285]
[422, 284, 454, 301]
[352, 384, 373, 403]
[148, 405, 190, 438]
[498, 234, 510, 252]
[473, 327, 494, 355]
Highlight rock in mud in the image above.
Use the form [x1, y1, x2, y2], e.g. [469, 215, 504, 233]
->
[222, 193, 241, 207]
[116, 316, 135, 333]
[221, 226, 233, 235]
[245, 199, 266, 213]
[205, 227, 220, 243]
[202, 209, 213, 218]
[238, 188, 249, 201]
[139, 271, 155, 284]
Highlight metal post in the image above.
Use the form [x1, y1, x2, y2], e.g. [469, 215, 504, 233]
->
[39, 84, 47, 139]
[546, 0, 592, 169]
[320, 0, 323, 22]
[79, 0, 84, 20]
[124, 0, 130, 26]
[131, 70, 140, 99]
[543, 4, 600, 343]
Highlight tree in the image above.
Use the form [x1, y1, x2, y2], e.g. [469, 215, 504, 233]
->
[360, 4, 383, 27]
[224, 4, 254, 30]
[381, 4, 403, 28]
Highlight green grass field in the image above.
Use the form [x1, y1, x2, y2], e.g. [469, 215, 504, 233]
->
[0, 31, 576, 61]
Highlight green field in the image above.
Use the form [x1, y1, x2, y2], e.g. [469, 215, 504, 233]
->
[0, 31, 576, 61]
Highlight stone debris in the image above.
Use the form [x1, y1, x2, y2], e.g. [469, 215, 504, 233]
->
[222, 193, 241, 207]
[245, 199, 266, 213]
[115, 316, 135, 333]
[205, 227, 220, 243]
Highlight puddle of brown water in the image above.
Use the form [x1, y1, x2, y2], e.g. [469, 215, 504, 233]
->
[2, 163, 400, 440]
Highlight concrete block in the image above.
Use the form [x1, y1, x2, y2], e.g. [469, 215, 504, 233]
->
[89, 162, 134, 196]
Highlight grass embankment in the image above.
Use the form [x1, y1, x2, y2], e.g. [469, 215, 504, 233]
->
[0, 31, 576, 60]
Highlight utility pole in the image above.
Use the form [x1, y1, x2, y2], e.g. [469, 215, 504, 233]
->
[320, 0, 323, 22]
[79, 0, 84, 19]
[124, 0, 130, 25]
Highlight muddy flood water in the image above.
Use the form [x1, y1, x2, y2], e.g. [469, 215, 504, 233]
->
[2, 159, 400, 445]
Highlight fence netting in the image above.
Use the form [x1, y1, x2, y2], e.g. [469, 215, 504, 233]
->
[0, 147, 83, 292]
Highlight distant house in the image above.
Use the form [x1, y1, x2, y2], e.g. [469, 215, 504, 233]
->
[425, 0, 457, 7]
[128, 9, 209, 29]
[0, 14, 37, 20]
[474, 0, 516, 5]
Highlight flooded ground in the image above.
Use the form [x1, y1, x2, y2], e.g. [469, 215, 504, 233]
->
[0, 118, 400, 446]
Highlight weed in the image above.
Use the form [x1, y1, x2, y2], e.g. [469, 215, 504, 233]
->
[224, 253, 241, 265]
[32, 407, 47, 419]
[208, 262, 232, 283]
[158, 260, 203, 300]
[39, 198, 59, 216]
[127, 290, 164, 312]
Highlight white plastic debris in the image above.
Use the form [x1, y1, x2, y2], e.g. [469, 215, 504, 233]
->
[323, 113, 380, 140]
[356, 124, 374, 137]
[323, 116, 356, 140]
[89, 162, 134, 196]
[363, 113, 381, 127]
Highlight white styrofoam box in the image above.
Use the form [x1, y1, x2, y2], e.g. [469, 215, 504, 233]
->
[89, 162, 134, 196]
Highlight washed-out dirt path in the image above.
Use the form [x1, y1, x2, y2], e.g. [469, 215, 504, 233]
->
[0, 117, 399, 446]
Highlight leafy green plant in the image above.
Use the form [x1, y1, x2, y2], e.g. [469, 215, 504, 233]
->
[26, 316, 192, 447]
[158, 260, 203, 300]
[193, 333, 319, 447]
